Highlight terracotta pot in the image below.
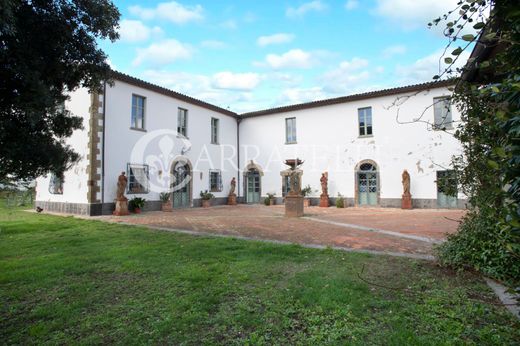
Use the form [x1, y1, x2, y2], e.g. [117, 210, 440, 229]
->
[161, 202, 172, 212]
[134, 207, 141, 214]
[202, 199, 211, 208]
[303, 198, 311, 207]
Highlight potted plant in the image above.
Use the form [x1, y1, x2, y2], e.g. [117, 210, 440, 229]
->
[335, 193, 345, 208]
[159, 192, 172, 212]
[267, 193, 276, 205]
[129, 197, 146, 213]
[264, 197, 271, 206]
[200, 190, 214, 208]
[302, 185, 314, 207]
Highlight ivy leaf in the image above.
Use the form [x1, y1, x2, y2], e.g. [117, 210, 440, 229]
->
[452, 47, 463, 55]
[462, 34, 475, 41]
[487, 160, 500, 170]
[433, 75, 440, 80]
[473, 22, 485, 29]
[445, 57, 454, 64]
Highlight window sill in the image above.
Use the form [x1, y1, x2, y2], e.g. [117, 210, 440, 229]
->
[285, 141, 297, 145]
[433, 126, 454, 131]
[177, 134, 189, 140]
[211, 142, 220, 145]
[210, 190, 222, 193]
[358, 135, 374, 138]
[130, 127, 147, 132]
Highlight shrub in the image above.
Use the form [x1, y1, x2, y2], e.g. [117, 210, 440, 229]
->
[335, 194, 344, 208]
[159, 192, 170, 203]
[129, 197, 146, 211]
[200, 190, 214, 200]
[264, 197, 270, 206]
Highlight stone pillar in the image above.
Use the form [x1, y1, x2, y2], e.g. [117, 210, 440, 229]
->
[401, 193, 412, 209]
[319, 194, 330, 207]
[113, 198, 129, 216]
[285, 195, 304, 217]
[228, 193, 237, 205]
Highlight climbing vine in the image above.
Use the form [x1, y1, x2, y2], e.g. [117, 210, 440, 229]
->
[430, 0, 520, 287]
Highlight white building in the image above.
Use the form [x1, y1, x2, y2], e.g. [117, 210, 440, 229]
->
[36, 72, 464, 215]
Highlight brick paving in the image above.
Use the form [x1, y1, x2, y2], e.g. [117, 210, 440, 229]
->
[95, 205, 465, 258]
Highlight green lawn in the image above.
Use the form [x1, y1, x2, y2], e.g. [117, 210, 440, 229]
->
[0, 204, 519, 345]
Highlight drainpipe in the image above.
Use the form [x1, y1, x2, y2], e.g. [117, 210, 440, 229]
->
[236, 116, 241, 199]
[101, 81, 107, 206]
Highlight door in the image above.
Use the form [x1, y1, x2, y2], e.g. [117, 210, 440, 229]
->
[173, 163, 191, 208]
[437, 171, 457, 208]
[246, 170, 260, 203]
[357, 163, 378, 206]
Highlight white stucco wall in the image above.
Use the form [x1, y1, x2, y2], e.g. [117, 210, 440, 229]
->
[238, 86, 464, 203]
[103, 80, 239, 204]
[35, 87, 91, 204]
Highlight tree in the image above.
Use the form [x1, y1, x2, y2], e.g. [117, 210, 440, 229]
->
[0, 0, 120, 181]
[428, 0, 520, 287]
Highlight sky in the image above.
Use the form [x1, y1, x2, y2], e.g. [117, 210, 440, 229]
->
[100, 0, 475, 113]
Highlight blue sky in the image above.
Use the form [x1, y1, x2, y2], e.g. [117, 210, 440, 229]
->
[100, 0, 472, 113]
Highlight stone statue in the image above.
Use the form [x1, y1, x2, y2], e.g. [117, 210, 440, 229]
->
[229, 177, 236, 195]
[402, 170, 410, 195]
[289, 170, 301, 194]
[116, 172, 128, 201]
[320, 172, 328, 196]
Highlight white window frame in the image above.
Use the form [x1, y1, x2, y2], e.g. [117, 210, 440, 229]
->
[211, 117, 219, 144]
[209, 169, 222, 192]
[285, 117, 297, 144]
[358, 107, 373, 137]
[177, 108, 188, 137]
[131, 94, 145, 130]
[433, 97, 453, 130]
[48, 173, 64, 194]
[127, 163, 149, 194]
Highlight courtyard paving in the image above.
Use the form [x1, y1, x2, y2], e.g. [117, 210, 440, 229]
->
[95, 205, 465, 259]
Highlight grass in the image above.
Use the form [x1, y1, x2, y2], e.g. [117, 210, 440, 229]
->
[0, 203, 519, 345]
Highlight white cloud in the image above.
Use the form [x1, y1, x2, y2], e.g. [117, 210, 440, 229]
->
[373, 0, 459, 30]
[395, 49, 470, 84]
[133, 39, 192, 67]
[118, 19, 162, 42]
[212, 72, 261, 91]
[382, 44, 407, 58]
[345, 0, 359, 10]
[201, 40, 226, 49]
[257, 33, 295, 47]
[220, 20, 237, 29]
[129, 1, 203, 24]
[140, 70, 264, 112]
[264, 49, 316, 69]
[278, 87, 327, 105]
[320, 58, 372, 93]
[286, 1, 327, 18]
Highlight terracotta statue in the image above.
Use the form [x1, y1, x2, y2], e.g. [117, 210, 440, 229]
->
[229, 177, 236, 195]
[116, 172, 128, 200]
[402, 170, 410, 195]
[320, 172, 328, 196]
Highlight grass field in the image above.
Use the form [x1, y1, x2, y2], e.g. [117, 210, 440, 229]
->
[0, 204, 519, 345]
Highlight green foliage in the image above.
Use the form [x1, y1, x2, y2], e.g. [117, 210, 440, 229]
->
[159, 192, 170, 203]
[129, 197, 146, 211]
[264, 196, 271, 205]
[0, 0, 120, 181]
[199, 190, 214, 200]
[336, 194, 345, 208]
[434, 0, 520, 287]
[267, 192, 276, 199]
[301, 184, 314, 197]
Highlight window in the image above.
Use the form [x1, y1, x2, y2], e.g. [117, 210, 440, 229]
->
[127, 164, 149, 194]
[433, 97, 453, 129]
[285, 117, 297, 143]
[211, 117, 219, 144]
[358, 107, 373, 136]
[131, 95, 145, 130]
[48, 173, 63, 194]
[209, 170, 222, 192]
[177, 108, 188, 137]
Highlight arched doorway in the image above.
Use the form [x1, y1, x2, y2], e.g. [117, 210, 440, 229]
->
[244, 161, 263, 204]
[171, 158, 192, 208]
[356, 160, 379, 206]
